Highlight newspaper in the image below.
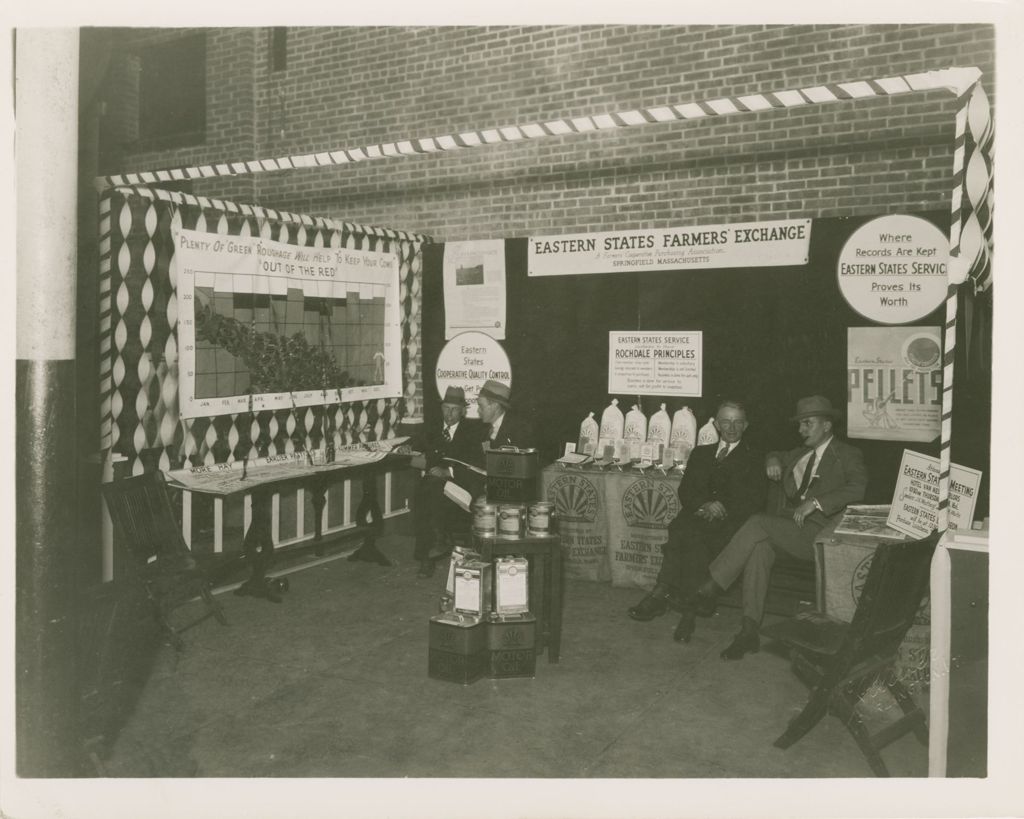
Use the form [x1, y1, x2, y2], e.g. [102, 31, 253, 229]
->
[166, 437, 407, 496]
[832, 504, 906, 539]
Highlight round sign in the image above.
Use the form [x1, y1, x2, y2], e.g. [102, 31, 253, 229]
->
[435, 331, 511, 419]
[836, 215, 948, 324]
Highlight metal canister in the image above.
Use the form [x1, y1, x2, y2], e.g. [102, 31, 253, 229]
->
[472, 500, 497, 538]
[497, 504, 525, 538]
[527, 501, 553, 535]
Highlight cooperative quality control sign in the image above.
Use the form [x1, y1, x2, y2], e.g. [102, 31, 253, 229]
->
[837, 214, 949, 325]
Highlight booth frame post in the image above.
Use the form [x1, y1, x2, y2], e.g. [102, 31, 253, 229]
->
[15, 28, 85, 776]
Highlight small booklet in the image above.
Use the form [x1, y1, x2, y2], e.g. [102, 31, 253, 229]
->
[443, 481, 473, 513]
[556, 452, 592, 466]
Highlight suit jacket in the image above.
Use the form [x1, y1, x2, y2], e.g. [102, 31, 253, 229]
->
[669, 439, 767, 540]
[771, 437, 867, 527]
[485, 410, 538, 451]
[422, 418, 485, 473]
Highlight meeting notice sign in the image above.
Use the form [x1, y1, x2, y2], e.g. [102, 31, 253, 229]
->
[527, 219, 811, 277]
[887, 449, 983, 538]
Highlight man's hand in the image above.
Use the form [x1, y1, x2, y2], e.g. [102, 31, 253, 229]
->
[792, 499, 817, 526]
[428, 466, 451, 479]
[697, 501, 728, 522]
[766, 455, 783, 481]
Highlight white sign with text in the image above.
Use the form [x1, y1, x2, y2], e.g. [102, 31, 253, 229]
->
[608, 331, 702, 397]
[887, 449, 983, 538]
[837, 214, 948, 324]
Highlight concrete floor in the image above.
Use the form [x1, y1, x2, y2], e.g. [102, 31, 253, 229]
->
[99, 531, 928, 779]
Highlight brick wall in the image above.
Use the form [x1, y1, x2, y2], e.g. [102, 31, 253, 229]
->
[100, 24, 995, 239]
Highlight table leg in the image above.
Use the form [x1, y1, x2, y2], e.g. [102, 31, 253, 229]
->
[532, 553, 547, 657]
[309, 477, 327, 557]
[347, 475, 392, 566]
[234, 488, 283, 603]
[548, 547, 563, 663]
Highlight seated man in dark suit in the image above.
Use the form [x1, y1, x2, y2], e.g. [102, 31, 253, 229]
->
[627, 400, 767, 643]
[695, 395, 868, 659]
[475, 379, 538, 450]
[411, 386, 484, 578]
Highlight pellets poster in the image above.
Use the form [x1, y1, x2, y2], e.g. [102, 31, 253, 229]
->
[847, 326, 941, 443]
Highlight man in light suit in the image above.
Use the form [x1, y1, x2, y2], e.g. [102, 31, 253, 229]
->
[412, 386, 484, 577]
[627, 400, 767, 643]
[696, 395, 868, 659]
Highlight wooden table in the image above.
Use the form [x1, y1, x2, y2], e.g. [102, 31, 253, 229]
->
[474, 532, 563, 663]
[168, 452, 410, 602]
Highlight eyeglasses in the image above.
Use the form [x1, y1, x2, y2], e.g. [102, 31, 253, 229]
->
[716, 419, 746, 428]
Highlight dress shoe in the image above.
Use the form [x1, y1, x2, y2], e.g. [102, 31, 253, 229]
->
[673, 609, 696, 643]
[720, 624, 760, 660]
[693, 592, 717, 618]
[417, 559, 436, 578]
[627, 594, 668, 622]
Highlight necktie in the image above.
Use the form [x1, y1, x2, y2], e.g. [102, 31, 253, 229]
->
[442, 426, 451, 442]
[716, 444, 729, 463]
[795, 450, 817, 498]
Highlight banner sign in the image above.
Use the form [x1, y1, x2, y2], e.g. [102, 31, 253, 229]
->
[442, 239, 506, 340]
[527, 219, 811, 277]
[888, 450, 983, 538]
[847, 327, 942, 442]
[836, 214, 949, 324]
[608, 331, 702, 397]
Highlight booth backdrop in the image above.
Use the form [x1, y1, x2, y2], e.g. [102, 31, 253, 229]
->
[422, 211, 991, 515]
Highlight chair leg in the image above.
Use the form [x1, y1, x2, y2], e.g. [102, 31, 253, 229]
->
[837, 692, 891, 777]
[202, 585, 228, 626]
[774, 685, 831, 750]
[885, 675, 928, 746]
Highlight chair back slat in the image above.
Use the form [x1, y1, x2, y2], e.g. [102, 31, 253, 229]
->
[101, 471, 189, 569]
[839, 532, 939, 673]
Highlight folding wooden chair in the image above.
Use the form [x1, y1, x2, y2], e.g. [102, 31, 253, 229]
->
[760, 531, 939, 776]
[101, 470, 228, 650]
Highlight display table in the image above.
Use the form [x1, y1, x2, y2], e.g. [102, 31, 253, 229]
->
[928, 528, 988, 777]
[167, 450, 410, 601]
[539, 463, 682, 591]
[474, 533, 563, 663]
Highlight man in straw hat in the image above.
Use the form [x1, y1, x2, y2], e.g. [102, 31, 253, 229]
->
[412, 385, 484, 577]
[692, 395, 867, 659]
[475, 379, 538, 450]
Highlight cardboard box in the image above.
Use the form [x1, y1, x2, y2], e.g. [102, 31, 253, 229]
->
[486, 615, 537, 679]
[428, 613, 487, 685]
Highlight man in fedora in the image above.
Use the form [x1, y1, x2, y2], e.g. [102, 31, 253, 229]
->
[693, 395, 867, 659]
[475, 379, 538, 450]
[412, 385, 484, 577]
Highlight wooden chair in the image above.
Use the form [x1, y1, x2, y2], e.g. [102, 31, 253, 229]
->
[760, 531, 939, 776]
[101, 470, 228, 650]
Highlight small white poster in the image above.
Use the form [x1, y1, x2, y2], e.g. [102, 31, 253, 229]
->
[608, 331, 702, 397]
[847, 327, 942, 442]
[888, 449, 984, 538]
[836, 214, 949, 324]
[443, 239, 506, 340]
